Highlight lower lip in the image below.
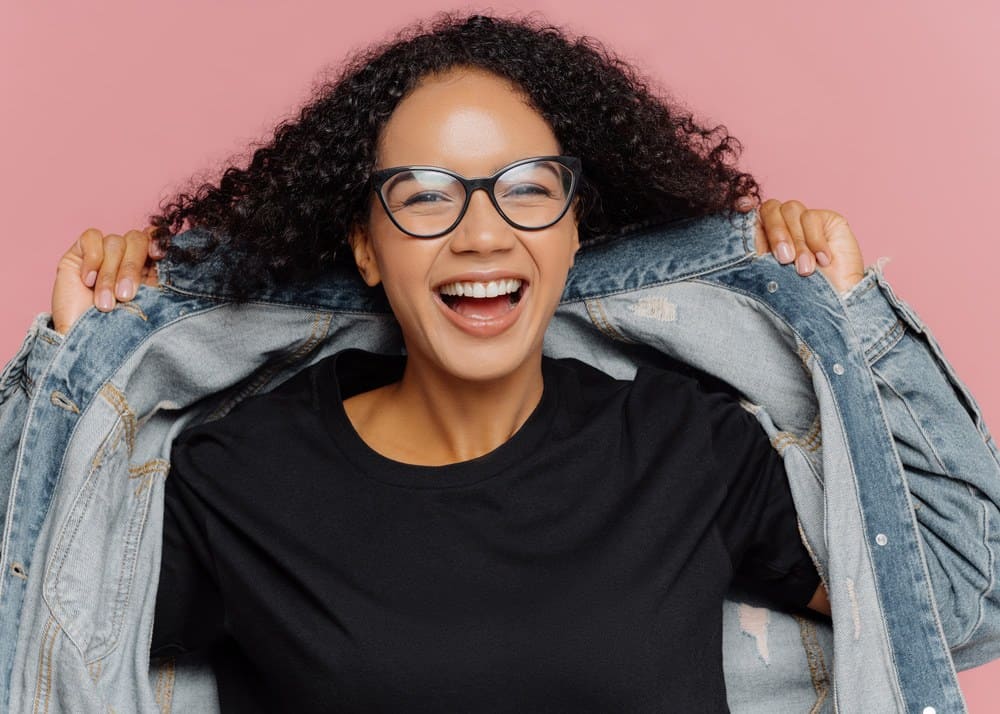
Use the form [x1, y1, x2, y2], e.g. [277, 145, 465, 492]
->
[432, 285, 529, 338]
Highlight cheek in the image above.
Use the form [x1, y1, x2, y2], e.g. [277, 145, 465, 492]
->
[535, 234, 577, 287]
[373, 244, 436, 311]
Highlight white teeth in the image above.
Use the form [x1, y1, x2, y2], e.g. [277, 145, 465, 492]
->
[438, 279, 523, 297]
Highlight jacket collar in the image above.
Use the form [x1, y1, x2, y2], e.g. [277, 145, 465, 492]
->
[157, 211, 756, 309]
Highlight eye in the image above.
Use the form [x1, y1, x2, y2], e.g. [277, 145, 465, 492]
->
[401, 191, 453, 206]
[503, 184, 552, 198]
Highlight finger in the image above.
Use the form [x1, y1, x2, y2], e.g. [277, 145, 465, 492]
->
[94, 234, 126, 311]
[759, 199, 795, 264]
[754, 219, 768, 254]
[146, 226, 166, 260]
[800, 209, 833, 268]
[735, 195, 755, 213]
[753, 202, 768, 253]
[115, 230, 151, 301]
[778, 200, 816, 275]
[77, 228, 106, 288]
[140, 261, 160, 287]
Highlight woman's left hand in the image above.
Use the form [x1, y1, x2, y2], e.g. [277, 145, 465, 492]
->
[750, 198, 866, 295]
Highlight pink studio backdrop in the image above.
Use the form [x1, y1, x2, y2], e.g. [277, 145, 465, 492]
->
[2, 0, 998, 709]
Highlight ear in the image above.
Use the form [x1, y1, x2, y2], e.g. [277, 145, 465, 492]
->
[348, 224, 382, 287]
[568, 200, 581, 269]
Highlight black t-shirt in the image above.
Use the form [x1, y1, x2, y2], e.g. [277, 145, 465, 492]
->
[150, 349, 821, 713]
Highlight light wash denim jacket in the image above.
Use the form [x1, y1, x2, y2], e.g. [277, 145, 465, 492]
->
[2, 210, 999, 713]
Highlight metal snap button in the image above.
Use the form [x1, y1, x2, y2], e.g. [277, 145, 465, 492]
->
[766, 281, 779, 293]
[833, 363, 845, 375]
[875, 533, 888, 546]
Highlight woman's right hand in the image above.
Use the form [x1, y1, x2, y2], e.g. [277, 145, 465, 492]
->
[50, 228, 163, 335]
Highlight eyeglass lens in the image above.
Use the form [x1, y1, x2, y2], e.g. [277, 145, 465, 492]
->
[380, 159, 574, 236]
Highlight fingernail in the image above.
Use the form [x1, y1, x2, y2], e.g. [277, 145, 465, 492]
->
[796, 254, 815, 275]
[116, 278, 134, 300]
[735, 196, 754, 211]
[85, 270, 97, 287]
[97, 289, 114, 311]
[776, 242, 794, 263]
[816, 251, 831, 267]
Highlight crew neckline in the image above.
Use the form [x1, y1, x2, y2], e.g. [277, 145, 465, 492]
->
[321, 349, 560, 489]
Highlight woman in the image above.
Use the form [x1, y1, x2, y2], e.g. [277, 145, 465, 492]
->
[8, 11, 998, 714]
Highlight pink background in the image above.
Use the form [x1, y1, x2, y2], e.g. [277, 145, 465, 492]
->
[2, 1, 997, 708]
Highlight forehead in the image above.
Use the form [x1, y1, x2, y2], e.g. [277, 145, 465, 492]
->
[376, 67, 561, 172]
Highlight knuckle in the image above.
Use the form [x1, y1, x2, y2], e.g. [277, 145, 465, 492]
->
[80, 231, 103, 253]
[802, 210, 824, 228]
[79, 228, 104, 240]
[783, 219, 804, 238]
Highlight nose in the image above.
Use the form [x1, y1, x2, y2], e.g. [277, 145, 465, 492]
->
[448, 187, 516, 254]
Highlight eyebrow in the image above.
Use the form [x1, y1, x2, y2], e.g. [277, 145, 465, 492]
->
[489, 157, 557, 174]
[377, 157, 559, 176]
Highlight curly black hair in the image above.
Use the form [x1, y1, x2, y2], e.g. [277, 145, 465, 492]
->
[149, 10, 758, 299]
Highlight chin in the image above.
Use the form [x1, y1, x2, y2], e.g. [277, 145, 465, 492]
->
[423, 336, 543, 385]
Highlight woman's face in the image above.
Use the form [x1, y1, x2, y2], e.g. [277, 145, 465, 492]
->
[350, 66, 580, 383]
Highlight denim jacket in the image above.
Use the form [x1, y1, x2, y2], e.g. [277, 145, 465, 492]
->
[2, 210, 999, 713]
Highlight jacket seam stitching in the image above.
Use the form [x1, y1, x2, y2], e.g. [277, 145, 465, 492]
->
[205, 311, 334, 421]
[582, 298, 636, 343]
[43, 417, 124, 657]
[869, 365, 964, 702]
[0, 329, 67, 601]
[865, 319, 906, 365]
[159, 282, 394, 315]
[870, 369, 950, 475]
[558, 253, 754, 304]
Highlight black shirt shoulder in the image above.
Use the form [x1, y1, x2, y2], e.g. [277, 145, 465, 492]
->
[602, 361, 821, 610]
[174, 355, 333, 450]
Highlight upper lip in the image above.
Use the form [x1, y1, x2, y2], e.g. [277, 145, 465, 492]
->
[432, 271, 529, 291]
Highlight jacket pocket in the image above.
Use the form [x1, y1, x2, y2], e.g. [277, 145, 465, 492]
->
[43, 386, 158, 664]
[869, 261, 999, 465]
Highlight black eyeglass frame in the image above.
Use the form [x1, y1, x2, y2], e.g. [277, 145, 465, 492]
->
[369, 155, 582, 239]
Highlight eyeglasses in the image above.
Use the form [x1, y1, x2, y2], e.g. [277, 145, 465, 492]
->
[370, 155, 581, 238]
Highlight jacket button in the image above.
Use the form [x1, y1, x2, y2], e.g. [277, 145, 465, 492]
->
[833, 363, 845, 375]
[922, 707, 936, 714]
[875, 533, 888, 546]
[767, 281, 779, 293]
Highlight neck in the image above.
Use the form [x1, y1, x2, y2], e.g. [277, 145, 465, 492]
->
[353, 350, 545, 466]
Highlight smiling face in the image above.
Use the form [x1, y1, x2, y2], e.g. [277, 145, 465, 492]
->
[349, 66, 580, 384]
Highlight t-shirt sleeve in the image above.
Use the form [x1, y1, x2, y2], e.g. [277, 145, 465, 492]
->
[703, 387, 822, 611]
[150, 429, 227, 657]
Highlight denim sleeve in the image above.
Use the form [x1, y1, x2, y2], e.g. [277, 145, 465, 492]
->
[0, 313, 65, 552]
[841, 259, 1000, 670]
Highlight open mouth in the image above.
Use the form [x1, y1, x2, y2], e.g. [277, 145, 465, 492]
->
[437, 278, 525, 321]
